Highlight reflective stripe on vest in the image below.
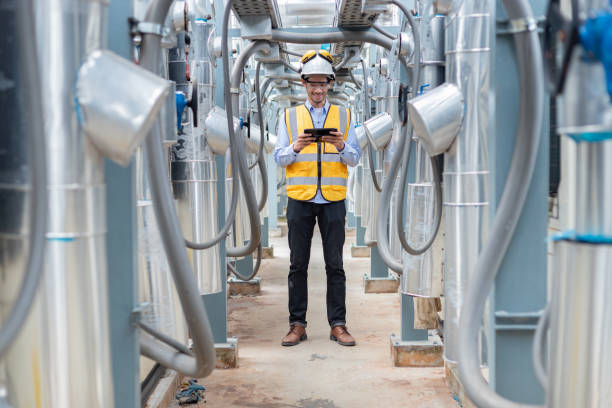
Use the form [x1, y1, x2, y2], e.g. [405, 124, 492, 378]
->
[285, 104, 351, 202]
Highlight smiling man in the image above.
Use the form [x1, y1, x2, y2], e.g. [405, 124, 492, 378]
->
[273, 50, 362, 347]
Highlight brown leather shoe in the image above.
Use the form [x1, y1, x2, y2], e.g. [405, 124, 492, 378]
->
[330, 325, 356, 346]
[281, 325, 307, 346]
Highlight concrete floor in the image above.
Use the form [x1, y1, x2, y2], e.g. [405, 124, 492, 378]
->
[170, 226, 458, 408]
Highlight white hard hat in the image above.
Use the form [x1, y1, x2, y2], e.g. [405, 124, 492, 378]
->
[299, 50, 335, 80]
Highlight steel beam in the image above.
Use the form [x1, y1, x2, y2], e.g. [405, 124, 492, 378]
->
[106, 1, 139, 406]
[486, 0, 548, 403]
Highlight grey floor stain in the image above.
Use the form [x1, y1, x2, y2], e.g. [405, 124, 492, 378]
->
[308, 353, 328, 361]
[296, 398, 339, 408]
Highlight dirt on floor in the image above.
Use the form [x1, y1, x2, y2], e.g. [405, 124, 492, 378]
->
[169, 226, 458, 408]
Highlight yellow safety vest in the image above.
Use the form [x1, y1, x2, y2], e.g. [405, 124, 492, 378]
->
[285, 104, 350, 202]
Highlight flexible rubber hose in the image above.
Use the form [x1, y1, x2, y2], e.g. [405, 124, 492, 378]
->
[395, 142, 443, 255]
[348, 70, 362, 89]
[360, 58, 383, 194]
[280, 48, 303, 57]
[249, 62, 266, 171]
[0, 0, 48, 360]
[138, 320, 193, 356]
[370, 22, 396, 40]
[375, 2, 422, 274]
[139, 0, 215, 378]
[184, 150, 240, 249]
[533, 305, 550, 390]
[251, 60, 269, 213]
[456, 0, 545, 406]
[280, 60, 300, 73]
[224, 19, 264, 258]
[367, 144, 383, 192]
[227, 243, 263, 281]
[335, 49, 356, 71]
[361, 59, 370, 120]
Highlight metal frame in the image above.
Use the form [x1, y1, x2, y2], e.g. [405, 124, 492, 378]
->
[486, 0, 548, 403]
[106, 1, 139, 406]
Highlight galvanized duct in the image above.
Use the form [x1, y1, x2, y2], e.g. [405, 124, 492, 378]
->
[136, 149, 188, 352]
[170, 22, 222, 295]
[548, 3, 612, 403]
[2, 0, 115, 406]
[401, 14, 445, 297]
[442, 0, 491, 364]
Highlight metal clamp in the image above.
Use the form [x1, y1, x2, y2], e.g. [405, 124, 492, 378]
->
[509, 16, 538, 33]
[138, 22, 166, 36]
[130, 302, 151, 324]
[230, 87, 241, 95]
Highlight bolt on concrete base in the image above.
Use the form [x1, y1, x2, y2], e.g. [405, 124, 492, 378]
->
[228, 276, 261, 296]
[351, 245, 370, 258]
[363, 273, 399, 293]
[262, 245, 274, 259]
[390, 333, 444, 367]
[215, 337, 239, 369]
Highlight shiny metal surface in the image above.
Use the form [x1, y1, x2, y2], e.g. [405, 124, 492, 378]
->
[361, 154, 371, 228]
[557, 53, 612, 136]
[355, 125, 368, 150]
[401, 142, 442, 297]
[226, 157, 251, 251]
[548, 241, 612, 408]
[364, 112, 394, 151]
[0, 2, 35, 399]
[76, 49, 171, 166]
[401, 13, 445, 297]
[171, 107, 222, 294]
[4, 1, 115, 405]
[136, 149, 188, 346]
[364, 169, 383, 246]
[354, 163, 363, 217]
[408, 83, 463, 156]
[160, 81, 178, 145]
[442, 1, 491, 363]
[204, 106, 235, 155]
[559, 139, 612, 236]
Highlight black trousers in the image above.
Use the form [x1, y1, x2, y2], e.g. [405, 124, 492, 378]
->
[286, 198, 347, 328]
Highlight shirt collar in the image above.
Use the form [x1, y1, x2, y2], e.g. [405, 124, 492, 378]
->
[305, 99, 330, 113]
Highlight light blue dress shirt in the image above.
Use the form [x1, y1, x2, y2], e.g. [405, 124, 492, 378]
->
[274, 99, 361, 204]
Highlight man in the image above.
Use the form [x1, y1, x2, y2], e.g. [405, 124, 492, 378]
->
[273, 50, 362, 347]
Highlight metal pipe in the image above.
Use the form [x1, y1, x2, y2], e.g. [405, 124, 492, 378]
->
[335, 49, 356, 71]
[269, 29, 393, 52]
[401, 14, 446, 296]
[443, 0, 492, 364]
[375, 2, 423, 274]
[138, 0, 215, 379]
[225, 39, 269, 257]
[227, 243, 263, 281]
[456, 0, 545, 405]
[370, 22, 396, 40]
[0, 0, 47, 360]
[280, 48, 303, 57]
[2, 0, 115, 405]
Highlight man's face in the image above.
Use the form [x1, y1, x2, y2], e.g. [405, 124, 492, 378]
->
[302, 74, 332, 106]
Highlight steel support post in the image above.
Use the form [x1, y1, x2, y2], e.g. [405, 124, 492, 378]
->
[486, 0, 548, 403]
[399, 49, 426, 342]
[201, 155, 229, 344]
[106, 1, 138, 406]
[202, 0, 231, 344]
[356, 217, 366, 246]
